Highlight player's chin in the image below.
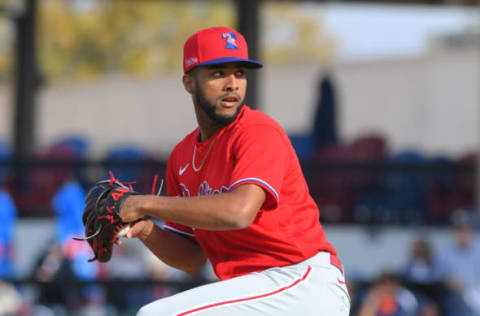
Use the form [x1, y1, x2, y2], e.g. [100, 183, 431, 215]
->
[213, 108, 240, 125]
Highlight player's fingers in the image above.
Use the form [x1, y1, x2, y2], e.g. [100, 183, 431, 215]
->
[126, 221, 145, 239]
[126, 219, 154, 239]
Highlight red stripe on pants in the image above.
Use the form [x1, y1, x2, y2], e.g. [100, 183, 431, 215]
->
[177, 265, 312, 316]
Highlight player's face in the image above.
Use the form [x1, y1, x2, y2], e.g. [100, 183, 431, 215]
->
[191, 63, 247, 126]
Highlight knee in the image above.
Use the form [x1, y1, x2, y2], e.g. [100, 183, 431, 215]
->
[137, 299, 178, 316]
[136, 303, 155, 316]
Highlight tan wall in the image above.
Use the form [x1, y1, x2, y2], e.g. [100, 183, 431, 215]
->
[37, 74, 195, 158]
[0, 46, 478, 158]
[336, 48, 479, 156]
[0, 85, 13, 146]
[262, 47, 479, 157]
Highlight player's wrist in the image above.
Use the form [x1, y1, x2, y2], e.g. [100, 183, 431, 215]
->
[120, 195, 145, 222]
[139, 194, 167, 218]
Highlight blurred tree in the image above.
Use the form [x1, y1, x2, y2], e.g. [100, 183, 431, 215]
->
[37, 0, 235, 82]
[1, 0, 337, 83]
[0, 9, 13, 83]
[262, 2, 337, 65]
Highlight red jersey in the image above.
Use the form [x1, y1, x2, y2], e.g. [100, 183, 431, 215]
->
[164, 106, 336, 280]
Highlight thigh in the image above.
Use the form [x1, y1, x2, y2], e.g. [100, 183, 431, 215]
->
[137, 256, 350, 316]
[137, 269, 304, 316]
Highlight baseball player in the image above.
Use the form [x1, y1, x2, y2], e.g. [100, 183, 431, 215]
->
[117, 26, 350, 315]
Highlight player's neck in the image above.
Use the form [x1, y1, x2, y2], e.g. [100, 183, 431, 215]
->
[198, 125, 221, 142]
[195, 107, 222, 141]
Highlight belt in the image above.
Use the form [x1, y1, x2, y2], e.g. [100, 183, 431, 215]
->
[330, 254, 344, 274]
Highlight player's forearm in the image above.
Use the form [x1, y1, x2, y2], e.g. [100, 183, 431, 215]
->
[141, 193, 254, 230]
[123, 184, 264, 230]
[140, 223, 207, 275]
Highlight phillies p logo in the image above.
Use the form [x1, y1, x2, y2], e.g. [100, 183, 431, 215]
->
[222, 32, 238, 50]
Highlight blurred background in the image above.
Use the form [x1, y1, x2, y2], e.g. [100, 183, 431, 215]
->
[0, 0, 479, 315]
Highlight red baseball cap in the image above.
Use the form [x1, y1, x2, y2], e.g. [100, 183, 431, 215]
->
[183, 26, 263, 73]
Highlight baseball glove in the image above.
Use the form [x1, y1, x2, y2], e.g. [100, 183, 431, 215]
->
[73, 173, 139, 262]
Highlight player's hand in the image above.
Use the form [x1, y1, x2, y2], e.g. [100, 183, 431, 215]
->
[126, 218, 155, 241]
[114, 218, 154, 245]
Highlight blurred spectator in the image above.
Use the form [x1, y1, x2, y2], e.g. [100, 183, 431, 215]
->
[382, 150, 427, 225]
[53, 179, 111, 313]
[29, 179, 105, 312]
[312, 72, 338, 150]
[32, 242, 63, 283]
[50, 135, 89, 186]
[439, 210, 480, 316]
[105, 240, 152, 312]
[31, 240, 108, 314]
[309, 144, 356, 223]
[357, 272, 438, 316]
[425, 156, 456, 225]
[0, 281, 22, 315]
[402, 235, 442, 285]
[52, 135, 89, 159]
[449, 153, 476, 215]
[0, 141, 16, 280]
[401, 235, 446, 314]
[12, 143, 79, 216]
[31, 241, 75, 305]
[104, 145, 146, 182]
[103, 145, 161, 194]
[0, 189, 17, 279]
[52, 179, 100, 281]
[289, 72, 339, 162]
[108, 240, 149, 280]
[0, 141, 12, 186]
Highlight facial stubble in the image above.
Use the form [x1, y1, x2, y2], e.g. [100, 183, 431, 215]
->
[194, 78, 244, 127]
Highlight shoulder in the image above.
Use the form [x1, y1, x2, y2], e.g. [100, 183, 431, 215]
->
[170, 129, 197, 155]
[237, 106, 286, 136]
[239, 106, 281, 128]
[234, 106, 288, 141]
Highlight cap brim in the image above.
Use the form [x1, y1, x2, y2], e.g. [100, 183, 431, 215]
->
[196, 57, 263, 69]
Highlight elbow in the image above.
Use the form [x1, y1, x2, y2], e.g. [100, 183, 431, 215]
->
[233, 215, 254, 230]
[224, 184, 264, 230]
[228, 206, 256, 230]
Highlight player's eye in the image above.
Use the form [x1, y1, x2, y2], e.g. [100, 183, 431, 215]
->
[212, 70, 223, 78]
[235, 69, 246, 77]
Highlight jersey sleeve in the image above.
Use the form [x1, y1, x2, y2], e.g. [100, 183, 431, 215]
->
[230, 123, 289, 210]
[162, 151, 195, 238]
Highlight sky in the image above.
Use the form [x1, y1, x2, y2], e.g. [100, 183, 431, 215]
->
[305, 3, 480, 61]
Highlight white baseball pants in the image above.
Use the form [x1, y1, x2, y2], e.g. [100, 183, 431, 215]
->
[136, 252, 351, 316]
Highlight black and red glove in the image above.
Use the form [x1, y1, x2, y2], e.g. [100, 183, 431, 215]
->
[73, 173, 138, 262]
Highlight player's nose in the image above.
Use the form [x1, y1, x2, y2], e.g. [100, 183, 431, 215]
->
[224, 74, 239, 91]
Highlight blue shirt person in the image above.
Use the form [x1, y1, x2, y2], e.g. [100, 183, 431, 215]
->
[0, 190, 17, 278]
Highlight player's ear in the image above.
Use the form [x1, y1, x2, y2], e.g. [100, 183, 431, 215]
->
[182, 73, 195, 94]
